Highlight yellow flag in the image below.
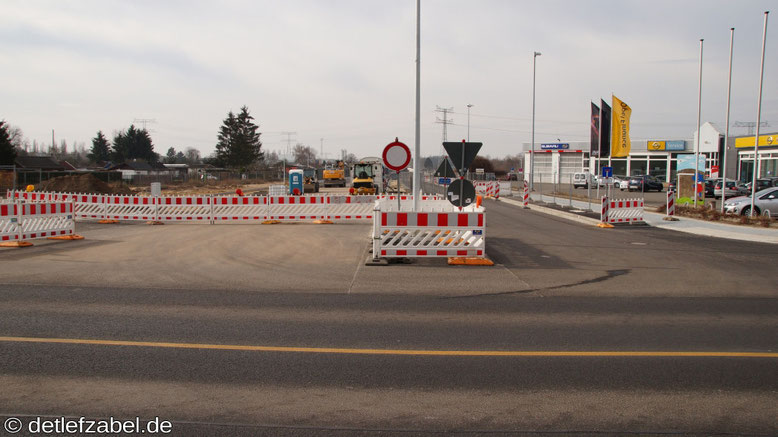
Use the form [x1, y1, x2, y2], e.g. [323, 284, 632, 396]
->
[611, 95, 631, 158]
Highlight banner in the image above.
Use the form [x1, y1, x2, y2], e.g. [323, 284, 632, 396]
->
[611, 95, 631, 158]
[600, 99, 611, 158]
[590, 102, 600, 157]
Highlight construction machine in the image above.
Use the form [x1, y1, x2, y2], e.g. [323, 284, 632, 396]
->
[322, 160, 346, 187]
[349, 157, 385, 195]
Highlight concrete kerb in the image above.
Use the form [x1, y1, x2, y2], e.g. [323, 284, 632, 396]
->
[498, 197, 601, 227]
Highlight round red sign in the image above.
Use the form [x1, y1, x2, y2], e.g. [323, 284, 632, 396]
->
[382, 138, 411, 172]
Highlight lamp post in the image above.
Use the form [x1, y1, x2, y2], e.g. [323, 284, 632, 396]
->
[466, 104, 474, 141]
[749, 11, 769, 217]
[530, 51, 541, 191]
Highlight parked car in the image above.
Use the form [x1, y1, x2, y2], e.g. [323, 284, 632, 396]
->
[714, 180, 747, 198]
[612, 175, 628, 190]
[743, 178, 776, 193]
[628, 175, 663, 192]
[704, 178, 718, 197]
[573, 172, 592, 189]
[723, 187, 778, 216]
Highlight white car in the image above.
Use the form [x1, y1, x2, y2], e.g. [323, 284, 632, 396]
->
[612, 176, 627, 190]
[723, 187, 778, 217]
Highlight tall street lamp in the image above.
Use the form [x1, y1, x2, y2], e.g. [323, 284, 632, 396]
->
[466, 104, 474, 141]
[530, 51, 541, 190]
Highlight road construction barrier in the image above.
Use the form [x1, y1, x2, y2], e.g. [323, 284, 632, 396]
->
[1, 201, 77, 244]
[499, 181, 512, 197]
[372, 199, 486, 259]
[667, 190, 675, 217]
[6, 190, 441, 224]
[600, 196, 644, 224]
[474, 181, 500, 199]
[523, 180, 529, 207]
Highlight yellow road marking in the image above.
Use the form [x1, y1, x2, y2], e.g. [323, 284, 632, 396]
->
[0, 336, 776, 358]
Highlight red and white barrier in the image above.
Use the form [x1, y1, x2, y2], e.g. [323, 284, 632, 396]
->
[1, 201, 76, 243]
[5, 190, 442, 224]
[523, 180, 529, 207]
[600, 196, 644, 224]
[666, 190, 675, 217]
[372, 200, 486, 259]
[474, 181, 500, 199]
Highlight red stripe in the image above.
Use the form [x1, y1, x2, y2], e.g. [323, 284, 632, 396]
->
[457, 214, 468, 227]
[417, 213, 428, 227]
[381, 213, 387, 226]
[417, 250, 427, 256]
[457, 250, 467, 256]
[437, 214, 448, 227]
[397, 250, 407, 256]
[437, 250, 447, 256]
[397, 213, 407, 227]
[478, 214, 484, 227]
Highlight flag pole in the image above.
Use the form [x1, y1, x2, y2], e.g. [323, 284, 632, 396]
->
[721, 28, 734, 214]
[694, 39, 704, 208]
[750, 11, 769, 217]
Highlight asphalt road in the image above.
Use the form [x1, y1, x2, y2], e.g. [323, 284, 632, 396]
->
[1, 199, 776, 435]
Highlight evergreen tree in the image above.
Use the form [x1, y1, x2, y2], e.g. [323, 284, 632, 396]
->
[112, 125, 157, 163]
[165, 147, 177, 164]
[215, 106, 263, 169]
[0, 121, 17, 165]
[88, 130, 111, 163]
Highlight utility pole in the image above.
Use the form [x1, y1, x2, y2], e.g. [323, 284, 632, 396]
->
[466, 104, 474, 141]
[280, 131, 297, 160]
[435, 106, 454, 142]
[320, 138, 324, 164]
[133, 118, 157, 131]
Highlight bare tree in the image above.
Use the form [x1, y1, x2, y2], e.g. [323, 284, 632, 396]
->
[293, 143, 317, 166]
[184, 147, 201, 165]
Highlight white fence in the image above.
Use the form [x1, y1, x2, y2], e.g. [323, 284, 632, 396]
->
[5, 191, 441, 224]
[372, 200, 486, 259]
[1, 201, 76, 243]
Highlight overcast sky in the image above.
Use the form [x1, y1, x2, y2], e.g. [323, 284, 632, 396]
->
[1, 0, 775, 160]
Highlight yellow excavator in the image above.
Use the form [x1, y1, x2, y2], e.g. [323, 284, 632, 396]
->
[322, 160, 346, 187]
[349, 157, 385, 195]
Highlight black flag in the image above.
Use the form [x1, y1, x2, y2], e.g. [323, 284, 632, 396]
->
[600, 99, 611, 158]
[590, 102, 600, 157]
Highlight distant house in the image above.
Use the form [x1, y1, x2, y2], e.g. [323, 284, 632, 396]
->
[108, 161, 157, 179]
[14, 156, 66, 171]
[162, 163, 189, 178]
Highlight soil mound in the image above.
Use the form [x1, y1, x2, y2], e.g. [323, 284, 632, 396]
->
[38, 174, 133, 195]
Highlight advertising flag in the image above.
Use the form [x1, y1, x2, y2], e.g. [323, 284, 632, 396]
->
[590, 102, 600, 157]
[600, 99, 611, 158]
[611, 95, 632, 158]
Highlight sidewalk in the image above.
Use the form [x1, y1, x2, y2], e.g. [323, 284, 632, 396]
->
[499, 193, 778, 245]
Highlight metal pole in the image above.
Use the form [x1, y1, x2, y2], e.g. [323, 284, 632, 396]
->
[530, 51, 541, 191]
[694, 38, 704, 208]
[467, 104, 473, 141]
[750, 11, 769, 217]
[722, 28, 734, 214]
[412, 0, 421, 212]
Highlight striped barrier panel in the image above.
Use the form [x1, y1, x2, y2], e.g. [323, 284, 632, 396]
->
[372, 200, 486, 259]
[601, 196, 609, 223]
[667, 191, 675, 217]
[605, 198, 644, 224]
[5, 191, 443, 224]
[1, 201, 75, 242]
[474, 181, 500, 199]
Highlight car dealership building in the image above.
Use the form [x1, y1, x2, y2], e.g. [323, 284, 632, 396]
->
[523, 122, 778, 184]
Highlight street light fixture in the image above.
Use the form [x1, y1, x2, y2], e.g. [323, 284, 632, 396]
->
[530, 51, 541, 191]
[467, 104, 474, 141]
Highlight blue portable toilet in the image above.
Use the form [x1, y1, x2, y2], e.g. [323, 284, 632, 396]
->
[288, 169, 304, 195]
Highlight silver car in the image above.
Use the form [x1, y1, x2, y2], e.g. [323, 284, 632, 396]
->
[723, 187, 778, 217]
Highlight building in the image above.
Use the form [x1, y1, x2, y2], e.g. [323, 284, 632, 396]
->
[523, 122, 728, 184]
[729, 132, 778, 181]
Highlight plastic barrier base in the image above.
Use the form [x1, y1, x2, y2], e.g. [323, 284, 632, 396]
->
[447, 257, 494, 266]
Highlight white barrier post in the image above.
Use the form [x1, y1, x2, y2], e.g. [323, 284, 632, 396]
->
[522, 180, 529, 209]
[597, 196, 613, 228]
[664, 190, 678, 221]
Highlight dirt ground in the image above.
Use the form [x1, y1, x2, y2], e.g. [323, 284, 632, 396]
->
[131, 181, 278, 196]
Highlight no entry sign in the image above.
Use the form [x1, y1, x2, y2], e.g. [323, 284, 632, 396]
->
[383, 138, 411, 172]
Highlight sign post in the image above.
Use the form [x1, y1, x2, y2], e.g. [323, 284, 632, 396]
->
[383, 138, 411, 211]
[442, 140, 482, 210]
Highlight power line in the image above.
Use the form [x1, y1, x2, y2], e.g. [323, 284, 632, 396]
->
[733, 121, 770, 136]
[133, 118, 157, 132]
[280, 131, 297, 157]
